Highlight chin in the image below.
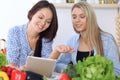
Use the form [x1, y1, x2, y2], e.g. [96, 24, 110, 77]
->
[35, 29, 42, 33]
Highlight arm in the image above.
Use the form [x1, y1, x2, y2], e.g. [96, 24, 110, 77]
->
[49, 45, 74, 59]
[6, 27, 21, 68]
[105, 35, 120, 76]
[51, 45, 74, 73]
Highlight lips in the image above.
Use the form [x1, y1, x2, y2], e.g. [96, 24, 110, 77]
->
[38, 25, 43, 29]
[75, 24, 82, 28]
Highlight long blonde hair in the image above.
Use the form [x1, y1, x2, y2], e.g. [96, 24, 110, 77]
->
[72, 1, 104, 56]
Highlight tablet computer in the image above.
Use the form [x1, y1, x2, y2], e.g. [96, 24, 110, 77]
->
[26, 56, 56, 77]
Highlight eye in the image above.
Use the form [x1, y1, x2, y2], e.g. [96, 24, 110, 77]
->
[72, 15, 77, 19]
[38, 16, 43, 19]
[80, 15, 86, 18]
[46, 19, 52, 24]
[46, 21, 51, 24]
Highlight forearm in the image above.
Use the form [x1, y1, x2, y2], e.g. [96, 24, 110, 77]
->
[7, 63, 18, 68]
[49, 50, 60, 59]
[49, 45, 74, 59]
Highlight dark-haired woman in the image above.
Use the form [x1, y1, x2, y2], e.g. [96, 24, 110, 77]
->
[7, 0, 58, 68]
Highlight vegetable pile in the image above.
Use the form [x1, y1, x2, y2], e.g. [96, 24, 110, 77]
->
[1, 66, 27, 80]
[61, 55, 120, 80]
[0, 52, 27, 80]
[0, 52, 43, 80]
[58, 73, 71, 80]
[0, 52, 8, 68]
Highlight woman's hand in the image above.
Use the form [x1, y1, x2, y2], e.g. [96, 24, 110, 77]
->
[7, 63, 19, 69]
[20, 65, 27, 71]
[54, 45, 74, 53]
[49, 45, 74, 59]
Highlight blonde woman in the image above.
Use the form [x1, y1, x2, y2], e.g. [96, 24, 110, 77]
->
[52, 1, 120, 77]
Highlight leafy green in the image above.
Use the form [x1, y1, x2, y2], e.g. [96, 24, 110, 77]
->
[62, 64, 78, 78]
[62, 55, 120, 80]
[0, 52, 8, 69]
[43, 76, 47, 80]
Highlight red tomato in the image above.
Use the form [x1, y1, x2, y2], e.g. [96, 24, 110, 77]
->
[58, 73, 71, 80]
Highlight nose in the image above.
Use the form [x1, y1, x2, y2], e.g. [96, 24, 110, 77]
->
[41, 20, 46, 26]
[75, 17, 81, 22]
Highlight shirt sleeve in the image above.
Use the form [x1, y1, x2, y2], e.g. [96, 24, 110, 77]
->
[105, 35, 120, 77]
[55, 37, 73, 73]
[6, 26, 21, 66]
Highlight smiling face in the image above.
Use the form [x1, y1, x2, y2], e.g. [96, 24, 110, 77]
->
[29, 8, 53, 33]
[72, 7, 87, 33]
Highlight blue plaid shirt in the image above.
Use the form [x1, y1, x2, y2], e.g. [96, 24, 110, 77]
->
[7, 23, 53, 67]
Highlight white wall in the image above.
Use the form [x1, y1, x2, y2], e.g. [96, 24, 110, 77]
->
[0, 0, 38, 39]
[0, 0, 74, 48]
[52, 7, 118, 47]
[94, 8, 117, 39]
[0, 1, 118, 48]
[53, 8, 75, 47]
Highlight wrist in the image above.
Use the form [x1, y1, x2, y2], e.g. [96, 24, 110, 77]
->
[49, 49, 60, 59]
[53, 49, 60, 54]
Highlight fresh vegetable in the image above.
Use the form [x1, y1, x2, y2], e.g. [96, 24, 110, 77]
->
[0, 77, 3, 80]
[63, 55, 120, 80]
[11, 69, 27, 80]
[1, 66, 16, 79]
[1, 66, 7, 72]
[7, 66, 15, 77]
[62, 64, 78, 78]
[0, 48, 6, 55]
[74, 55, 120, 80]
[0, 52, 8, 69]
[0, 71, 9, 80]
[58, 73, 71, 80]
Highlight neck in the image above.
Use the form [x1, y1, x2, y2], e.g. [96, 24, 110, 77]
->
[80, 32, 93, 51]
[27, 24, 39, 39]
[80, 32, 86, 41]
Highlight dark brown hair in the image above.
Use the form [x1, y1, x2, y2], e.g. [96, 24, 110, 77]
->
[28, 0, 58, 57]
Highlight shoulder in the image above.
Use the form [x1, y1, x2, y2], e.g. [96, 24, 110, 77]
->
[67, 33, 80, 46]
[101, 32, 115, 41]
[8, 24, 27, 34]
[101, 32, 117, 48]
[68, 33, 80, 41]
